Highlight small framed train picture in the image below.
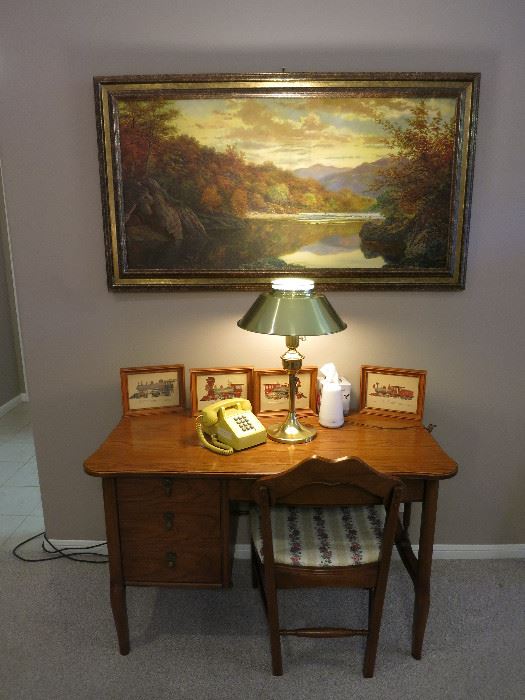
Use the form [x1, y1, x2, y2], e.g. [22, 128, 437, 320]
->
[189, 367, 254, 416]
[359, 365, 426, 422]
[253, 367, 317, 416]
[120, 364, 185, 416]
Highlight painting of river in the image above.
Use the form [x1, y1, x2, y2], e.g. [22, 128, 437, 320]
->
[246, 213, 385, 269]
[95, 73, 479, 288]
[198, 212, 386, 270]
[125, 211, 385, 270]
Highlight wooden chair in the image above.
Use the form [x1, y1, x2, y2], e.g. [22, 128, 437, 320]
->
[250, 455, 404, 677]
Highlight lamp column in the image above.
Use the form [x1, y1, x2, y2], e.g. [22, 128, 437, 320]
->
[267, 335, 316, 444]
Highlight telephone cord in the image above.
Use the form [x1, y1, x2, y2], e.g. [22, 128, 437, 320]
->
[195, 416, 234, 455]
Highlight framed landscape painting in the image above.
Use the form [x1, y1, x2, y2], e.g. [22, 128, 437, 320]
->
[94, 72, 479, 291]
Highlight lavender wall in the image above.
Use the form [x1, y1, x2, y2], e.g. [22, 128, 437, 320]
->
[0, 0, 523, 544]
[0, 168, 21, 407]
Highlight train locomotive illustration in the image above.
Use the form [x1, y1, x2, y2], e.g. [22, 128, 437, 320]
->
[200, 376, 245, 402]
[370, 383, 414, 401]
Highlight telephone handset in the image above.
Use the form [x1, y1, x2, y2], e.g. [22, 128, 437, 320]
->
[196, 398, 267, 455]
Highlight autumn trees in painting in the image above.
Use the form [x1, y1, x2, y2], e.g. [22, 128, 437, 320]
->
[118, 97, 373, 222]
[360, 101, 456, 268]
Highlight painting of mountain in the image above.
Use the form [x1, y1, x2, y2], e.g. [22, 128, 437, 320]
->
[292, 164, 343, 181]
[294, 158, 395, 196]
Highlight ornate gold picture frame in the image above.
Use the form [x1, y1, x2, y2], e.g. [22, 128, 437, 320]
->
[94, 72, 479, 291]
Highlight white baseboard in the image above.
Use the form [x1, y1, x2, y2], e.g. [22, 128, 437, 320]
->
[430, 544, 525, 559]
[0, 393, 24, 418]
[43, 538, 108, 556]
[234, 543, 525, 560]
[42, 539, 525, 561]
[21, 392, 29, 402]
[235, 544, 252, 559]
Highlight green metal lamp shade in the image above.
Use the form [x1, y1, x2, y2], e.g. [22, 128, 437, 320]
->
[237, 286, 347, 336]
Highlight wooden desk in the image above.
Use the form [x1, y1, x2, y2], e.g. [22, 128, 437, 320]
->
[84, 413, 457, 659]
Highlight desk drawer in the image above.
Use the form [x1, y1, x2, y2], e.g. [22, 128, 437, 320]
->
[121, 539, 222, 584]
[117, 477, 221, 539]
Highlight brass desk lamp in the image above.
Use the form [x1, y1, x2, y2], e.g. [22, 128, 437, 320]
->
[237, 278, 347, 444]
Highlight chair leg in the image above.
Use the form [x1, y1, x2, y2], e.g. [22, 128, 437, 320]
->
[363, 587, 385, 678]
[264, 569, 283, 675]
[250, 543, 258, 589]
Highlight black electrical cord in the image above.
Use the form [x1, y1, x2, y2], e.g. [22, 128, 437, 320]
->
[12, 531, 108, 564]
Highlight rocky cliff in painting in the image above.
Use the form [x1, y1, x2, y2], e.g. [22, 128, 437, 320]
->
[359, 216, 449, 268]
[123, 178, 210, 268]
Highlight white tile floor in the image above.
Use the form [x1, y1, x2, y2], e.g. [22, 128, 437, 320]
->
[0, 402, 44, 555]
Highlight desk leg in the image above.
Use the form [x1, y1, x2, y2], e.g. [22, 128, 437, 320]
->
[103, 479, 130, 655]
[109, 581, 130, 655]
[412, 479, 439, 659]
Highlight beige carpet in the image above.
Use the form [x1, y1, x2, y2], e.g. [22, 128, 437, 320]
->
[1, 556, 524, 699]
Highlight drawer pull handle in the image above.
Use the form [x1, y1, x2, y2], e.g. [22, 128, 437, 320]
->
[163, 511, 174, 531]
[166, 552, 177, 568]
[162, 478, 173, 496]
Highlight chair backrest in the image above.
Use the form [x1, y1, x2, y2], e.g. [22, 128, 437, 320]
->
[253, 455, 403, 509]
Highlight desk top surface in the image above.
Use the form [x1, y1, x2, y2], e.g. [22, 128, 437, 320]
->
[84, 413, 457, 481]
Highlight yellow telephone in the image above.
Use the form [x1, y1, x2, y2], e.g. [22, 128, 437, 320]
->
[196, 398, 267, 455]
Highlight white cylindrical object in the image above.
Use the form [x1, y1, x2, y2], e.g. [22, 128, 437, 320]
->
[318, 384, 344, 428]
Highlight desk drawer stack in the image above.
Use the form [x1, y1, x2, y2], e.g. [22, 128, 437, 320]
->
[107, 476, 228, 587]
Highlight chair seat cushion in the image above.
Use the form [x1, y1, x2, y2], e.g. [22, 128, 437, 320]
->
[250, 504, 385, 567]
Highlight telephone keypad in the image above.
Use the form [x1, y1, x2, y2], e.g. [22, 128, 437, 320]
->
[233, 415, 253, 432]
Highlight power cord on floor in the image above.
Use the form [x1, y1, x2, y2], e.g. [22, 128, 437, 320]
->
[12, 531, 108, 564]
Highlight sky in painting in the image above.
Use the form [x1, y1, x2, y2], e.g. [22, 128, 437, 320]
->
[171, 96, 456, 170]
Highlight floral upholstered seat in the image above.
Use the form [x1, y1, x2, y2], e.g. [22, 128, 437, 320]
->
[250, 504, 385, 568]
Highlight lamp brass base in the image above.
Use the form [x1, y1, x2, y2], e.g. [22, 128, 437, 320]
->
[267, 412, 317, 444]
